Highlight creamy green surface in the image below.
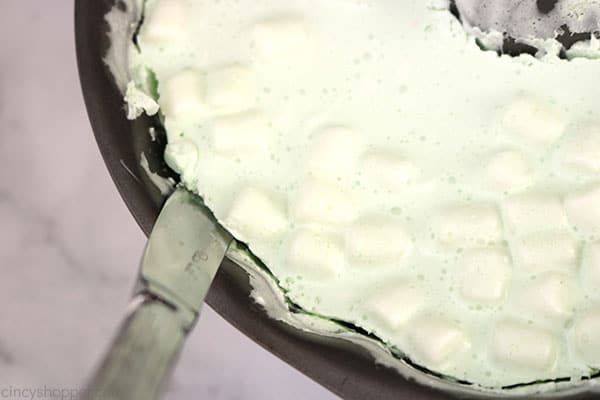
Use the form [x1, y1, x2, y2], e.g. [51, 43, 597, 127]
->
[128, 0, 600, 388]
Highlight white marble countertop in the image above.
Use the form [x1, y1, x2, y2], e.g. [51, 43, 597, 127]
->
[0, 2, 336, 398]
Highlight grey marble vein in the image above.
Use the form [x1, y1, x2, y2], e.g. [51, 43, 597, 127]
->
[0, 340, 15, 366]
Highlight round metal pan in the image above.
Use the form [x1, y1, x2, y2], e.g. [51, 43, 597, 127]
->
[74, 1, 598, 398]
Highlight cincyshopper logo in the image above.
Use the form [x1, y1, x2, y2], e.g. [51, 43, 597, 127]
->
[0, 386, 107, 400]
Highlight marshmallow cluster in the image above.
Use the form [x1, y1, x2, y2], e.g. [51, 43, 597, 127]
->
[132, 0, 600, 387]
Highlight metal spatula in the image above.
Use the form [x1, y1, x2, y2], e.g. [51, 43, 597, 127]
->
[83, 187, 233, 400]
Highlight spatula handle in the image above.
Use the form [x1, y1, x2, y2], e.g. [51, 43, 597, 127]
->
[82, 295, 188, 400]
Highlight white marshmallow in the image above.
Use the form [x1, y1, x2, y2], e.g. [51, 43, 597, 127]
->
[141, 0, 188, 44]
[205, 64, 257, 114]
[224, 187, 287, 241]
[359, 150, 420, 189]
[124, 81, 159, 119]
[581, 242, 600, 298]
[211, 111, 271, 155]
[518, 272, 577, 322]
[366, 282, 425, 330]
[253, 18, 311, 63]
[407, 315, 469, 367]
[160, 69, 210, 120]
[433, 204, 503, 246]
[565, 185, 600, 235]
[573, 308, 600, 367]
[286, 230, 344, 279]
[291, 179, 355, 224]
[486, 150, 533, 192]
[164, 139, 199, 175]
[502, 193, 568, 235]
[559, 124, 600, 175]
[308, 127, 363, 179]
[501, 96, 566, 145]
[459, 248, 512, 304]
[346, 217, 413, 264]
[492, 319, 557, 371]
[510, 232, 577, 272]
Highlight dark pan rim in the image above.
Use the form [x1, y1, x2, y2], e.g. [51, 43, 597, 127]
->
[74, 1, 599, 399]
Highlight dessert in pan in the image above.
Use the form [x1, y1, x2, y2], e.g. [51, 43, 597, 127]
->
[124, 0, 600, 392]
